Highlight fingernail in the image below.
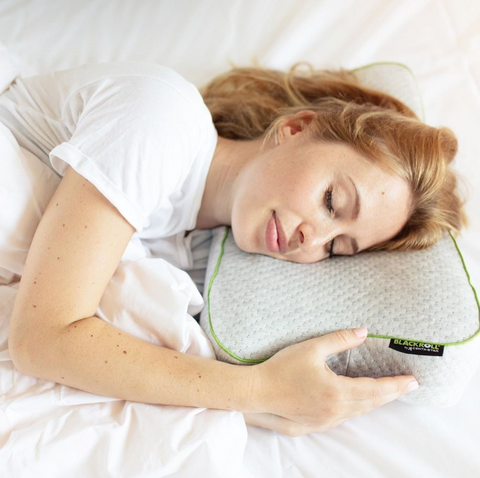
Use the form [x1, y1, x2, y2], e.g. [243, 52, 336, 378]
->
[353, 327, 368, 338]
[406, 381, 419, 392]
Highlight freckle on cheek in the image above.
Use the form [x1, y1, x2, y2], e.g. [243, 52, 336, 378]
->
[123, 350, 127, 354]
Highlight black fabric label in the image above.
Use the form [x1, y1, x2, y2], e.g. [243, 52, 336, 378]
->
[389, 339, 444, 357]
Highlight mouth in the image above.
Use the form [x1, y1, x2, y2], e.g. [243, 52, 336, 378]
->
[265, 211, 280, 253]
[274, 212, 287, 253]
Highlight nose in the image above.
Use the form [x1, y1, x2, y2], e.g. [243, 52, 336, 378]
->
[297, 222, 335, 254]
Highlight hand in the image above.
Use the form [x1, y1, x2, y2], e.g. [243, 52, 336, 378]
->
[247, 328, 419, 437]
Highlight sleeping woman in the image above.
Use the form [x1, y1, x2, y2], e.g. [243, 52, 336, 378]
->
[3, 60, 467, 437]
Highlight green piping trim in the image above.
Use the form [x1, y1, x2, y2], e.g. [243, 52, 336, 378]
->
[206, 226, 480, 364]
[350, 60, 426, 123]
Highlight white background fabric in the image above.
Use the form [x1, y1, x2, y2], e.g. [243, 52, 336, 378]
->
[0, 1, 479, 477]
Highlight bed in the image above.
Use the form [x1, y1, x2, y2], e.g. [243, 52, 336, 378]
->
[1, 1, 479, 476]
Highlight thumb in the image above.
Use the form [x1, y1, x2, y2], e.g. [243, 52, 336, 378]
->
[318, 327, 368, 359]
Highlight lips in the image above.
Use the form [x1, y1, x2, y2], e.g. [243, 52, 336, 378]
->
[274, 212, 288, 253]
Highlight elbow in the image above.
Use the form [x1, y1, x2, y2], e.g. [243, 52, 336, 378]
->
[8, 337, 27, 375]
[8, 331, 28, 375]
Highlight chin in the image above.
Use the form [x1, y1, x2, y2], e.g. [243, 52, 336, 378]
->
[229, 223, 254, 254]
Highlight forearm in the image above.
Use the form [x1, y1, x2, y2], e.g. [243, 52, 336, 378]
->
[11, 315, 261, 413]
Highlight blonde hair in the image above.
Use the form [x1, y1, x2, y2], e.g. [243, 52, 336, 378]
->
[198, 62, 468, 252]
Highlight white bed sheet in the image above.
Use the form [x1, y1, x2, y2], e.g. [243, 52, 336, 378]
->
[0, 0, 479, 477]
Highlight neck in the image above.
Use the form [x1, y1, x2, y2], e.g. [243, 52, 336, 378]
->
[194, 135, 264, 230]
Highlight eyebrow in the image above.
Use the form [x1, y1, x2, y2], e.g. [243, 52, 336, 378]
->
[347, 175, 361, 221]
[346, 175, 361, 255]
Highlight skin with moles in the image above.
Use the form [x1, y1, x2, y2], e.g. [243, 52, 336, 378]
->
[194, 110, 411, 263]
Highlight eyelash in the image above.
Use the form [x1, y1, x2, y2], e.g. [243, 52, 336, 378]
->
[326, 188, 335, 258]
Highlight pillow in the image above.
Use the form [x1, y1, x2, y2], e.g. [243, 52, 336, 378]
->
[351, 61, 425, 122]
[199, 62, 480, 408]
[200, 226, 480, 408]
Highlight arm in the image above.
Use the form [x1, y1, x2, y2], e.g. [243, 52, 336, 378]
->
[8, 166, 260, 413]
[14, 315, 258, 412]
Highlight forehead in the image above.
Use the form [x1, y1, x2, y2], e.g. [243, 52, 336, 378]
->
[308, 142, 412, 247]
[347, 162, 411, 248]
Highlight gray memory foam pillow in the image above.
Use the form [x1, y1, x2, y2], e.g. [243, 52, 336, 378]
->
[199, 226, 480, 408]
[198, 62, 480, 408]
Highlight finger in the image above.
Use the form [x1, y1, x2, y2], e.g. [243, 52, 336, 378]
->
[306, 416, 349, 435]
[317, 328, 368, 360]
[339, 375, 418, 408]
[243, 412, 300, 436]
[330, 417, 349, 429]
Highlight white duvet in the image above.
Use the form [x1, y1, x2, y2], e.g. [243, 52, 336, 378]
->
[1, 0, 479, 477]
[0, 120, 250, 477]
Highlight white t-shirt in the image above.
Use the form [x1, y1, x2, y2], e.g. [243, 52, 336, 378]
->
[0, 61, 218, 270]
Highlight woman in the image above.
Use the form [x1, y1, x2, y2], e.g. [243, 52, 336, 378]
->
[4, 60, 467, 437]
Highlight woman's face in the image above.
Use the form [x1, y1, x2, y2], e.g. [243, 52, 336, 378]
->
[230, 115, 412, 263]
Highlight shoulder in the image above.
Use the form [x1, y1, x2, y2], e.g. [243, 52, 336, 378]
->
[59, 61, 206, 114]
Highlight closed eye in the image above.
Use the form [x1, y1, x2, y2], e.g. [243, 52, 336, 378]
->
[329, 238, 335, 258]
[326, 188, 335, 258]
[326, 189, 335, 215]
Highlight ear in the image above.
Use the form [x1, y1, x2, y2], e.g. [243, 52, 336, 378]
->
[279, 110, 317, 140]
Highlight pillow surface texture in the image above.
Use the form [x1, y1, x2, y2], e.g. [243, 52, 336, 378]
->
[199, 226, 480, 407]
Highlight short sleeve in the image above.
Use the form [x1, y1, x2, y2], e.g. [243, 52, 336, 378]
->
[49, 75, 200, 233]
